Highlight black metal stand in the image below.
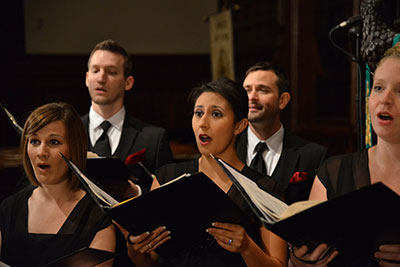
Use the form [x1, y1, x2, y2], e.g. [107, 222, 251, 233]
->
[349, 24, 365, 151]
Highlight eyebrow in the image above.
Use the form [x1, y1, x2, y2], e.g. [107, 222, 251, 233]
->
[90, 64, 120, 70]
[194, 104, 225, 111]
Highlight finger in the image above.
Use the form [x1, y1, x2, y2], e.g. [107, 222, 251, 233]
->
[207, 225, 244, 240]
[318, 249, 339, 265]
[148, 234, 171, 252]
[137, 227, 169, 254]
[375, 251, 400, 263]
[148, 229, 171, 249]
[129, 231, 151, 244]
[308, 244, 330, 261]
[380, 245, 400, 253]
[213, 236, 237, 253]
[211, 222, 238, 231]
[378, 260, 400, 267]
[292, 245, 310, 258]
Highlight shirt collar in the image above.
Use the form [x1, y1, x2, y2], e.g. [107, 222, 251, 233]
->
[247, 123, 284, 154]
[89, 106, 125, 131]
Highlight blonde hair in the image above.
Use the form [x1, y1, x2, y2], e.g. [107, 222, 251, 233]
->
[376, 42, 400, 68]
[21, 102, 87, 189]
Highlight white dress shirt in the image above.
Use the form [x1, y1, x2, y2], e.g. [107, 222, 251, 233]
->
[246, 124, 284, 176]
[89, 106, 125, 155]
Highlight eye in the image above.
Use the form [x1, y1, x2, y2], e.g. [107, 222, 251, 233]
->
[194, 110, 203, 117]
[212, 111, 223, 118]
[49, 139, 61, 145]
[373, 85, 383, 92]
[29, 139, 40, 146]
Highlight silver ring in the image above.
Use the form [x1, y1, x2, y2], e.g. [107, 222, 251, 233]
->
[228, 239, 233, 245]
[148, 243, 153, 249]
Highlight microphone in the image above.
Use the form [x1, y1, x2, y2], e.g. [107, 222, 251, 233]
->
[336, 15, 362, 29]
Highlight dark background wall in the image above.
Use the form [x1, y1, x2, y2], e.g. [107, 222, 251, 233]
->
[1, 0, 400, 200]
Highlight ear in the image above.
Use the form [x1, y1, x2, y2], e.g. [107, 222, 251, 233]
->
[85, 72, 89, 87]
[279, 92, 291, 110]
[234, 118, 248, 136]
[125, 75, 134, 92]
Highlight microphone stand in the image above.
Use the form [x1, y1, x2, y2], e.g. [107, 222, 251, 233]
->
[348, 24, 365, 151]
[329, 20, 365, 151]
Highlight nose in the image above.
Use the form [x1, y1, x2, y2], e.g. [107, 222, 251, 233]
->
[96, 69, 106, 83]
[198, 114, 209, 129]
[381, 89, 394, 106]
[247, 88, 258, 101]
[37, 143, 49, 159]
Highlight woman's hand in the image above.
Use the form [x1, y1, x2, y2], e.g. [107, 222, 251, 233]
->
[375, 244, 400, 266]
[206, 222, 250, 253]
[114, 221, 170, 262]
[288, 244, 338, 267]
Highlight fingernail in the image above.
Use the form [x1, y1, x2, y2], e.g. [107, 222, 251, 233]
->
[211, 222, 215, 226]
[162, 226, 167, 230]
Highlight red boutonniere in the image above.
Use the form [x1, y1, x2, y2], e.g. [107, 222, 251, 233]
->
[290, 172, 309, 183]
[125, 148, 146, 165]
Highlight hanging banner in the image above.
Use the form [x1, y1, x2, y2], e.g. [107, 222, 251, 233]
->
[209, 10, 235, 80]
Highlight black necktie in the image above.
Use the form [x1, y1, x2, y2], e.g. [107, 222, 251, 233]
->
[250, 142, 268, 175]
[93, 121, 112, 157]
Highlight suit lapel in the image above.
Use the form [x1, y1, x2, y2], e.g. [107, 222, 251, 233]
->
[81, 114, 93, 151]
[114, 115, 139, 160]
[272, 133, 300, 188]
[236, 130, 248, 163]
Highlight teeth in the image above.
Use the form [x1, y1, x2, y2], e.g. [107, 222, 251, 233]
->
[200, 136, 211, 142]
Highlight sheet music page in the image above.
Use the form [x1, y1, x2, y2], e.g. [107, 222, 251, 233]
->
[67, 156, 119, 207]
[217, 158, 288, 223]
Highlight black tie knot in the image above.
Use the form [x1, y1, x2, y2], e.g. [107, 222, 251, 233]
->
[254, 142, 268, 154]
[100, 120, 111, 132]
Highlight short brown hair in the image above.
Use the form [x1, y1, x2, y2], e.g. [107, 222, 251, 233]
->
[21, 102, 87, 189]
[244, 61, 289, 95]
[88, 39, 132, 78]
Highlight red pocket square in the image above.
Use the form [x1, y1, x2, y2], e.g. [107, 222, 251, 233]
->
[290, 172, 309, 183]
[125, 148, 146, 165]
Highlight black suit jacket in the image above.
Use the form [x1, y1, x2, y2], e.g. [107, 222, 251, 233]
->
[236, 129, 327, 204]
[82, 113, 173, 189]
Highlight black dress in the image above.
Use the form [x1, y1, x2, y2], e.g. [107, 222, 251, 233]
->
[155, 159, 280, 267]
[317, 149, 379, 266]
[0, 188, 112, 267]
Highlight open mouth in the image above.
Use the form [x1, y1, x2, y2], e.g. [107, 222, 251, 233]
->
[38, 164, 50, 170]
[378, 113, 393, 121]
[199, 134, 212, 143]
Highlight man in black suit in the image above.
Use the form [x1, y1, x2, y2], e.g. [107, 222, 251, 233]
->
[237, 62, 327, 204]
[83, 39, 173, 194]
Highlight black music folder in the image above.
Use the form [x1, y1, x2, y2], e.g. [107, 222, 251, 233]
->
[213, 156, 400, 260]
[86, 157, 130, 181]
[85, 157, 133, 202]
[42, 247, 115, 267]
[61, 153, 252, 257]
